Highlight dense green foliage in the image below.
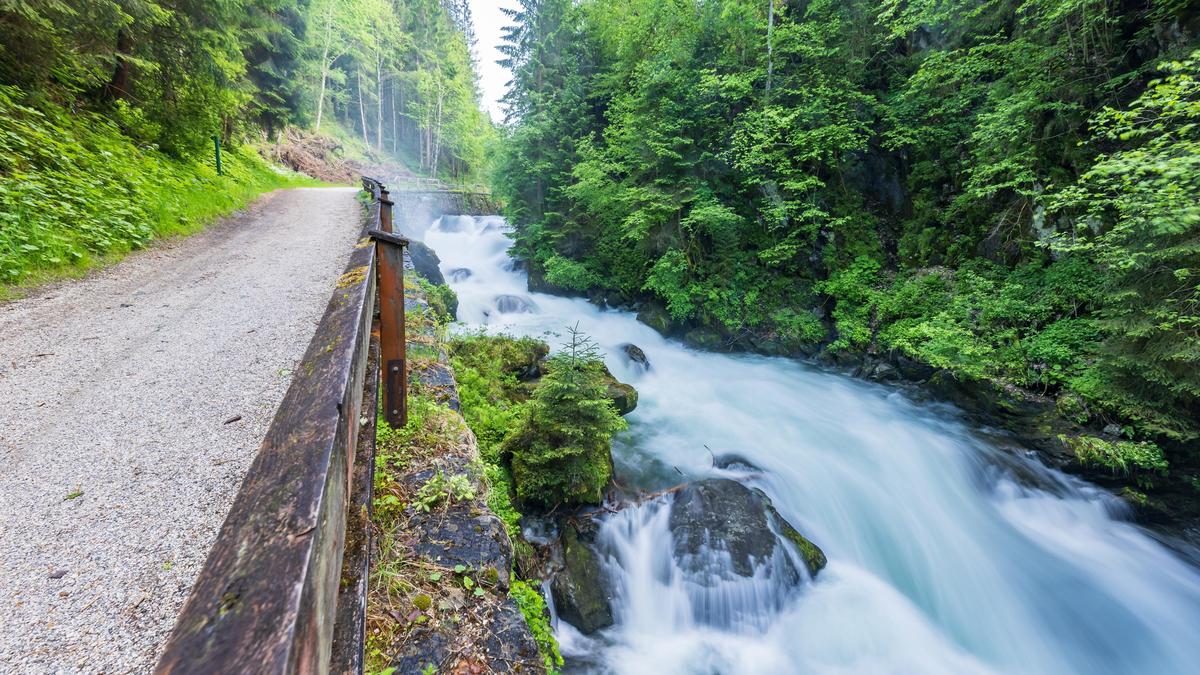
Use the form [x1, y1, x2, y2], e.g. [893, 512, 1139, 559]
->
[510, 579, 565, 672]
[0, 85, 313, 290]
[306, 0, 494, 177]
[1, 0, 493, 286]
[450, 332, 545, 531]
[501, 327, 627, 507]
[452, 328, 625, 508]
[0, 0, 491, 170]
[495, 0, 1200, 463]
[1060, 435, 1169, 489]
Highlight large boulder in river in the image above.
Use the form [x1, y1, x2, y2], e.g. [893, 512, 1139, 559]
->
[407, 240, 446, 286]
[550, 525, 614, 634]
[620, 343, 650, 371]
[597, 365, 638, 415]
[669, 479, 826, 579]
[495, 294, 537, 314]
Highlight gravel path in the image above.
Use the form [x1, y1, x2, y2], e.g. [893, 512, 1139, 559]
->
[0, 187, 362, 674]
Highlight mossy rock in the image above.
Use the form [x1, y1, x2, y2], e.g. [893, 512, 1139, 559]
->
[682, 327, 725, 351]
[636, 301, 677, 337]
[669, 479, 826, 580]
[770, 507, 827, 577]
[550, 525, 614, 634]
[605, 381, 638, 416]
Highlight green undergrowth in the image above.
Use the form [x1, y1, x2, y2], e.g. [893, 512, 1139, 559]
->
[1060, 435, 1170, 489]
[510, 579, 564, 671]
[449, 331, 564, 672]
[449, 333, 542, 541]
[0, 85, 322, 298]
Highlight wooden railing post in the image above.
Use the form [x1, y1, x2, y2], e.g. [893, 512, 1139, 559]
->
[379, 188, 394, 234]
[369, 227, 408, 429]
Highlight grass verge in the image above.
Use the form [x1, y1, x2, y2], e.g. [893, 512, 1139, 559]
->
[0, 85, 326, 300]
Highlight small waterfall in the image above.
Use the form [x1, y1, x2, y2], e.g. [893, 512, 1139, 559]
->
[424, 214, 1200, 675]
[596, 498, 804, 636]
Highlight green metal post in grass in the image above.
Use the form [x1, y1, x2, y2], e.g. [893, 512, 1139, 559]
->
[213, 135, 222, 176]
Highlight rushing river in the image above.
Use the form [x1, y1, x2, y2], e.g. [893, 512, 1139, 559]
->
[424, 214, 1200, 675]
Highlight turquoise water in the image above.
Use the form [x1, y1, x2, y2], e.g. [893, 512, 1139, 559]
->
[427, 215, 1200, 675]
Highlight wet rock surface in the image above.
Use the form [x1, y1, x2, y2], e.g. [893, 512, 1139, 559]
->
[407, 239, 446, 285]
[495, 294, 538, 314]
[410, 508, 514, 591]
[483, 597, 547, 670]
[669, 479, 826, 579]
[620, 343, 650, 371]
[550, 525, 615, 634]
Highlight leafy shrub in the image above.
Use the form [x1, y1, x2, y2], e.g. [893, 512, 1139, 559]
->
[510, 579, 564, 673]
[543, 254, 602, 292]
[643, 250, 698, 321]
[413, 468, 476, 512]
[1060, 435, 1169, 488]
[416, 278, 458, 324]
[1023, 318, 1101, 387]
[818, 255, 881, 351]
[770, 308, 827, 345]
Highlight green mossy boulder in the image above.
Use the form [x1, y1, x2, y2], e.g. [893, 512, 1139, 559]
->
[683, 327, 726, 351]
[605, 381, 638, 416]
[636, 301, 677, 337]
[771, 506, 828, 577]
[550, 525, 614, 634]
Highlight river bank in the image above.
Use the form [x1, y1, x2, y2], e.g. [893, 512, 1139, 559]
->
[527, 261, 1200, 550]
[431, 211, 1200, 674]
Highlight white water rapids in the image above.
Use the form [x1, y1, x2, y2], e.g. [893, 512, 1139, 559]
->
[424, 214, 1200, 675]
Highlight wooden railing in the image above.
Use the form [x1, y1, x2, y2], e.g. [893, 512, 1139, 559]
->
[155, 178, 407, 674]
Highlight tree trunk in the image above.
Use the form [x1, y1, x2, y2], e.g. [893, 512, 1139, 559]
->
[315, 4, 334, 130]
[431, 82, 444, 177]
[375, 56, 384, 151]
[357, 70, 369, 147]
[391, 84, 397, 154]
[105, 29, 133, 100]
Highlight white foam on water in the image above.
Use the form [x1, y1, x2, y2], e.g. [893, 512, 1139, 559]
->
[425, 215, 1200, 675]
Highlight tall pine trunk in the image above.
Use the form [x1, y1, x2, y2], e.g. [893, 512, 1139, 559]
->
[314, 4, 334, 130]
[357, 70, 369, 147]
[375, 56, 384, 151]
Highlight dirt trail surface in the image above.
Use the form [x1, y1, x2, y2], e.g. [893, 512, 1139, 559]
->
[0, 187, 362, 673]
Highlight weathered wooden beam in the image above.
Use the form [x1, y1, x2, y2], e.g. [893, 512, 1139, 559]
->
[156, 191, 383, 674]
[329, 333, 379, 675]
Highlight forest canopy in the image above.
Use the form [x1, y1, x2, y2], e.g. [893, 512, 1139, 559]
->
[493, 1, 1200, 464]
[0, 0, 494, 286]
[0, 0, 493, 175]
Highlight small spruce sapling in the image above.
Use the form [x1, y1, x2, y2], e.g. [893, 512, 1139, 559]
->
[502, 324, 626, 508]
